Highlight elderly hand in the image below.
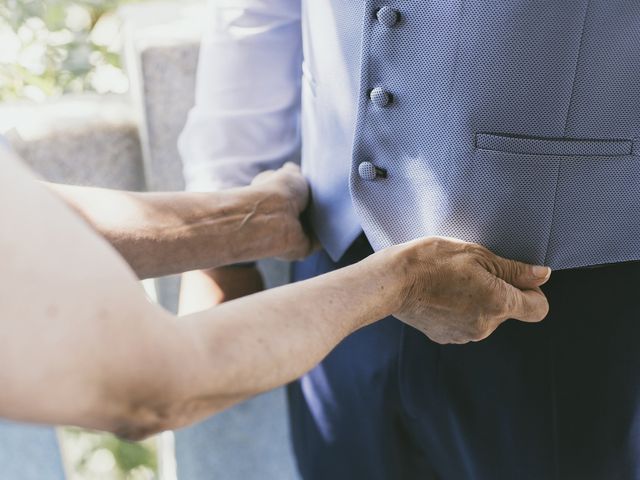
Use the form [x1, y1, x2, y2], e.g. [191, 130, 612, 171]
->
[251, 163, 317, 261]
[375, 237, 551, 344]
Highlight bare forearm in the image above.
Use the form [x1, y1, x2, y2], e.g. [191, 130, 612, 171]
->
[13, 253, 400, 440]
[164, 254, 400, 425]
[48, 183, 295, 278]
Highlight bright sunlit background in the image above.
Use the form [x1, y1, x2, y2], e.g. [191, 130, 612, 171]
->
[0, 0, 134, 102]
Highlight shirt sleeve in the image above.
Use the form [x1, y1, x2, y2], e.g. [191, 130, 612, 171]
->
[178, 0, 303, 192]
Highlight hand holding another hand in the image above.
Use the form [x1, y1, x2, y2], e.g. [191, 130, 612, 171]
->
[375, 237, 551, 344]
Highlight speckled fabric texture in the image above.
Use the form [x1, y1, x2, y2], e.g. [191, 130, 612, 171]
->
[302, 0, 640, 268]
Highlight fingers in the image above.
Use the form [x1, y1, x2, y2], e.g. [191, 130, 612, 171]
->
[473, 245, 551, 324]
[503, 284, 550, 323]
[488, 254, 551, 290]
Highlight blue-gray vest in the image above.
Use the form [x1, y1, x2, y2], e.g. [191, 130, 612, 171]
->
[301, 0, 640, 269]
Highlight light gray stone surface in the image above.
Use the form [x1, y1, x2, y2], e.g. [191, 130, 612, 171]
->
[1, 95, 144, 190]
[121, 1, 205, 192]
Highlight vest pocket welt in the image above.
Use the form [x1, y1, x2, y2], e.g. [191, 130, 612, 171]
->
[475, 132, 634, 158]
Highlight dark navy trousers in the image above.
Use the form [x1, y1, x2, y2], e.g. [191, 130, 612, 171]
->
[287, 235, 640, 480]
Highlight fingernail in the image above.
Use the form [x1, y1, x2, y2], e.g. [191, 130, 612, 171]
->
[532, 265, 551, 280]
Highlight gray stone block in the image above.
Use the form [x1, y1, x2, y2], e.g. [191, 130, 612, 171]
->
[122, 1, 205, 191]
[136, 43, 197, 191]
[1, 95, 144, 190]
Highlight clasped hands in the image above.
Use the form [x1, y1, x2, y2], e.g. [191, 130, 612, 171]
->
[252, 163, 550, 344]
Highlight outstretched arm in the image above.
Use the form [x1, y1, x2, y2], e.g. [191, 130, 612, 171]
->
[0, 151, 550, 441]
[47, 163, 313, 279]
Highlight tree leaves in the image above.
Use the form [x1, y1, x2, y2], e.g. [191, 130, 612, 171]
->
[0, 0, 137, 101]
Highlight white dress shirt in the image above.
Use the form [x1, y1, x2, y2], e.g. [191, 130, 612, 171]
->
[178, 0, 303, 192]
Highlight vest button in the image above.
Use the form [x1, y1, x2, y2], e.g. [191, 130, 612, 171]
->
[358, 161, 387, 181]
[376, 6, 400, 28]
[369, 87, 393, 107]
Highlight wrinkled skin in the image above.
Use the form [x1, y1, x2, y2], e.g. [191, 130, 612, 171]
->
[386, 237, 551, 344]
[251, 162, 318, 261]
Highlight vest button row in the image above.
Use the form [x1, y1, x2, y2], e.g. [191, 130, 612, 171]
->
[368, 7, 398, 108]
[369, 87, 393, 107]
[361, 6, 399, 181]
[358, 161, 387, 181]
[376, 6, 401, 28]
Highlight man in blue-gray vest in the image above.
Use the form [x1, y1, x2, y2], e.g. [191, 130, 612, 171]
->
[179, 1, 640, 479]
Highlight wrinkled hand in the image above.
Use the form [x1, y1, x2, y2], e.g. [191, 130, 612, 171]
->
[384, 237, 551, 344]
[251, 163, 317, 260]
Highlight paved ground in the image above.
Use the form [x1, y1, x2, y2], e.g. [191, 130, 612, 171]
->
[0, 420, 65, 479]
[175, 388, 299, 480]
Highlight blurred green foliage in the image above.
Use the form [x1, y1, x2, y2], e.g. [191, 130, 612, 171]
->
[0, 0, 140, 101]
[62, 427, 158, 480]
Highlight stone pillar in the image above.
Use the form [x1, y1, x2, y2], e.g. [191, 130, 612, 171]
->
[2, 95, 144, 190]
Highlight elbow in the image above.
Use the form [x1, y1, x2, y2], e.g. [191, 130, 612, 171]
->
[106, 400, 225, 442]
[111, 423, 161, 443]
[104, 387, 237, 440]
[106, 405, 172, 442]
[97, 390, 175, 441]
[100, 394, 241, 441]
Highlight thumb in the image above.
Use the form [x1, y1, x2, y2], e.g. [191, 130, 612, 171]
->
[489, 256, 551, 290]
[282, 162, 301, 172]
[504, 284, 550, 323]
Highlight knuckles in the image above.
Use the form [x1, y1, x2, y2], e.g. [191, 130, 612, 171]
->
[469, 316, 494, 342]
[396, 237, 549, 345]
